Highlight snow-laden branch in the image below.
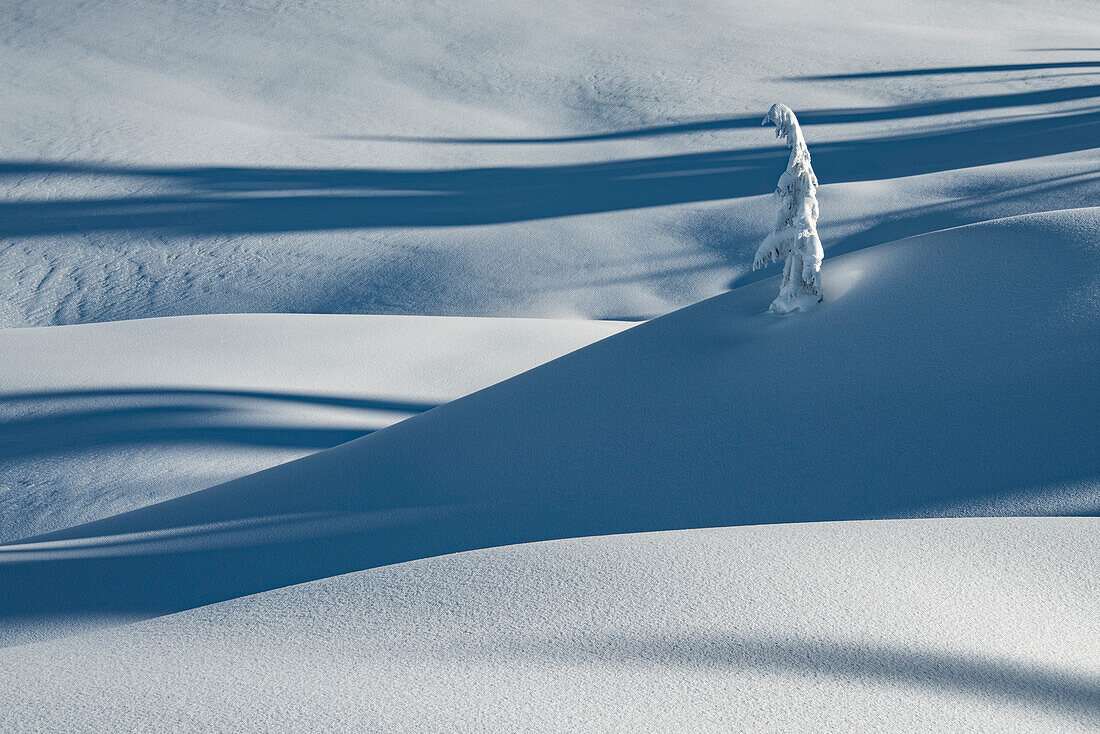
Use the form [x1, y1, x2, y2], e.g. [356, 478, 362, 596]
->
[754, 103, 824, 314]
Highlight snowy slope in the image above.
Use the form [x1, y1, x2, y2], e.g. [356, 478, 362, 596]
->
[2, 517, 1097, 733]
[0, 314, 628, 542]
[4, 207, 1096, 643]
[2, 0, 1098, 325]
[2, 2, 1099, 729]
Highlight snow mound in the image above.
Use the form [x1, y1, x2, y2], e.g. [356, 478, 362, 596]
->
[0, 314, 629, 542]
[2, 518, 1097, 732]
[2, 207, 1096, 642]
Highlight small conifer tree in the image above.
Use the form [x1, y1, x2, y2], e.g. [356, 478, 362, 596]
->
[754, 103, 824, 313]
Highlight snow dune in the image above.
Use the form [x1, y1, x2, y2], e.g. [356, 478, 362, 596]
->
[4, 207, 1097, 643]
[2, 1, 1098, 728]
[0, 314, 629, 542]
[2, 518, 1097, 732]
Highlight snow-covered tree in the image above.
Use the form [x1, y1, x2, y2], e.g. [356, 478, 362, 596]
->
[754, 103, 824, 313]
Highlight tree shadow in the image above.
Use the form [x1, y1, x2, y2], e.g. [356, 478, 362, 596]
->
[791, 60, 1100, 80]
[560, 633, 1100, 724]
[820, 170, 1100, 261]
[604, 169, 1100, 295]
[0, 387, 436, 413]
[0, 387, 436, 460]
[341, 84, 1100, 144]
[1, 109, 1098, 237]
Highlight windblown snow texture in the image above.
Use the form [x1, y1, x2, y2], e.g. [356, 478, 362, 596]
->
[1, 0, 1098, 325]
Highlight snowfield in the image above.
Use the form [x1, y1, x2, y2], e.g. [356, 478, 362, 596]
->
[1, 0, 1099, 325]
[1, 0, 1098, 730]
[3, 518, 1097, 733]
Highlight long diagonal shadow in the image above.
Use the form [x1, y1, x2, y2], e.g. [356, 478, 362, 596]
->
[0, 387, 436, 413]
[345, 84, 1100, 144]
[567, 633, 1100, 723]
[1, 110, 1097, 237]
[791, 60, 1100, 80]
[0, 388, 437, 459]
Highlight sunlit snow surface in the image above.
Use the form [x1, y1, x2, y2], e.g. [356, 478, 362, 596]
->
[1, 0, 1098, 731]
[1, 0, 1099, 325]
[4, 518, 1098, 733]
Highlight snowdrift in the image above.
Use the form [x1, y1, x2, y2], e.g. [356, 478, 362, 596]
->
[0, 314, 628, 543]
[3, 208, 1097, 637]
[2, 518, 1097, 732]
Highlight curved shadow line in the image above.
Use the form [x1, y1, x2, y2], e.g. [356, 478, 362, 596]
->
[0, 389, 439, 458]
[790, 61, 1100, 80]
[574, 633, 1100, 722]
[0, 110, 1097, 236]
[336, 85, 1100, 145]
[0, 387, 437, 414]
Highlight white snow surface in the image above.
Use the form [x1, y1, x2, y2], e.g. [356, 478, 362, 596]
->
[2, 517, 1097, 733]
[1, 0, 1099, 325]
[2, 1, 1099, 730]
[0, 314, 629, 542]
